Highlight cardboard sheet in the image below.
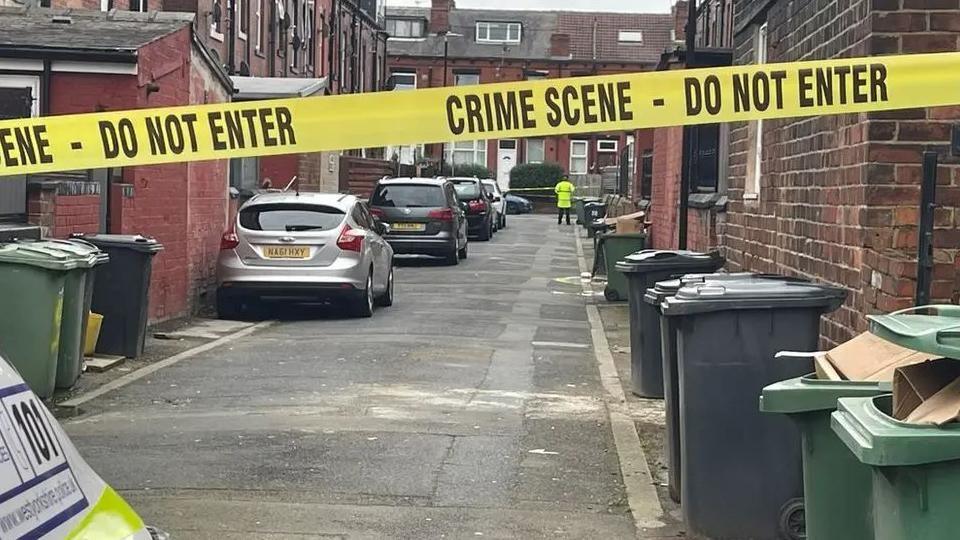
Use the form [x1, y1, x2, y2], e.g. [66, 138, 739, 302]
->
[825, 332, 938, 382]
[893, 358, 960, 422]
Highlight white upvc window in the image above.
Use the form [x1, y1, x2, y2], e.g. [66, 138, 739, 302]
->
[570, 140, 588, 174]
[476, 21, 521, 43]
[745, 22, 767, 200]
[254, 0, 263, 52]
[386, 18, 425, 38]
[237, 0, 248, 40]
[597, 140, 618, 153]
[391, 70, 417, 90]
[526, 138, 545, 163]
[454, 72, 480, 86]
[210, 0, 225, 41]
[445, 140, 487, 167]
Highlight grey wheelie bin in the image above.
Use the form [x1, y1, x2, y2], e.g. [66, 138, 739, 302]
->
[41, 239, 109, 389]
[574, 197, 600, 225]
[661, 278, 846, 540]
[615, 250, 724, 398]
[0, 242, 81, 398]
[75, 234, 163, 358]
[654, 271, 793, 503]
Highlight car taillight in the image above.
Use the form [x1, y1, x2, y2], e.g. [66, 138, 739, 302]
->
[220, 231, 239, 250]
[427, 208, 454, 221]
[468, 199, 487, 213]
[369, 207, 385, 218]
[337, 224, 364, 252]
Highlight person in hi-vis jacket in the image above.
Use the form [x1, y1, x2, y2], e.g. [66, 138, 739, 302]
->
[554, 176, 576, 225]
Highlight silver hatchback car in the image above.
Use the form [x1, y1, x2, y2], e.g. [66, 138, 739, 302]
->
[217, 192, 394, 318]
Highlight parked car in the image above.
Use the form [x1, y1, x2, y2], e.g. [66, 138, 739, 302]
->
[0, 353, 167, 539]
[369, 177, 469, 265]
[217, 192, 394, 318]
[446, 177, 495, 241]
[505, 193, 534, 214]
[481, 179, 507, 230]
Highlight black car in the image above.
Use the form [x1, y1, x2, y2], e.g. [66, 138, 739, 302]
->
[447, 177, 494, 241]
[369, 177, 469, 265]
[505, 193, 534, 214]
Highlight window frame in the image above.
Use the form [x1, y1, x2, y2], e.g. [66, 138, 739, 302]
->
[445, 140, 487, 167]
[238, 0, 249, 40]
[475, 21, 522, 44]
[454, 71, 480, 86]
[640, 150, 653, 200]
[254, 0, 264, 53]
[210, 0, 225, 41]
[386, 17, 425, 38]
[597, 140, 618, 153]
[525, 138, 545, 163]
[569, 140, 588, 175]
[389, 69, 417, 90]
[617, 30, 643, 43]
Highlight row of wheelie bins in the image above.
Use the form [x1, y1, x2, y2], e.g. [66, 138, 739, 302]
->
[619, 249, 960, 539]
[0, 235, 161, 398]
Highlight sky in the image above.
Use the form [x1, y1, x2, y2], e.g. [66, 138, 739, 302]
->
[384, 0, 675, 14]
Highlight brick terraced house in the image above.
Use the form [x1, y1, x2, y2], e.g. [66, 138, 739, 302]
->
[384, 0, 675, 193]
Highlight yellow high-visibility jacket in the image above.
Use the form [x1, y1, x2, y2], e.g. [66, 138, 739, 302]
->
[554, 180, 575, 208]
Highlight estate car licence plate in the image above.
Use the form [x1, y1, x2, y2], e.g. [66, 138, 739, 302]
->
[263, 246, 310, 259]
[392, 223, 426, 231]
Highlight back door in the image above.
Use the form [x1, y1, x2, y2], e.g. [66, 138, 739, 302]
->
[235, 202, 346, 267]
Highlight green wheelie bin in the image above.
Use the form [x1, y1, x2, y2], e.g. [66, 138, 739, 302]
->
[761, 374, 891, 540]
[833, 394, 960, 540]
[40, 239, 109, 389]
[599, 232, 648, 301]
[0, 242, 81, 398]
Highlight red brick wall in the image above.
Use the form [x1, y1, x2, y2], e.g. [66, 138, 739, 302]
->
[49, 27, 229, 321]
[261, 154, 300, 187]
[651, 126, 682, 249]
[27, 184, 100, 239]
[723, 0, 960, 346]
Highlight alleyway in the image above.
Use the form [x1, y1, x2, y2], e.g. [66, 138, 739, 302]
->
[60, 216, 663, 539]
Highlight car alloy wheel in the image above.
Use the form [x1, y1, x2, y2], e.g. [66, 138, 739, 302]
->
[375, 266, 394, 307]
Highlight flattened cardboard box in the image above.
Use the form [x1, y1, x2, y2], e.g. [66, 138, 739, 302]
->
[824, 331, 938, 382]
[894, 358, 960, 424]
[615, 211, 646, 234]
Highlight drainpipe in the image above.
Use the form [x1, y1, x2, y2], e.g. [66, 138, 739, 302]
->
[678, 0, 697, 249]
[591, 17, 597, 74]
[40, 59, 51, 115]
[268, 0, 277, 75]
[228, 0, 237, 73]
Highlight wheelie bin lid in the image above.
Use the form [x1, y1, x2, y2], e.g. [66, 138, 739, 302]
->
[72, 233, 164, 254]
[615, 249, 724, 275]
[760, 374, 891, 415]
[832, 394, 960, 466]
[661, 278, 847, 316]
[31, 238, 109, 268]
[0, 241, 83, 270]
[868, 305, 960, 360]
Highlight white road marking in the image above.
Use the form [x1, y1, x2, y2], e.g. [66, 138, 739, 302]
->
[573, 230, 665, 532]
[60, 320, 274, 408]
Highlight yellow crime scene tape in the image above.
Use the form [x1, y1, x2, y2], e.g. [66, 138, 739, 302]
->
[2, 51, 960, 177]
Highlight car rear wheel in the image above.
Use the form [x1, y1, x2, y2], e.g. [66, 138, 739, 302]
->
[352, 273, 375, 318]
[458, 243, 468, 260]
[477, 220, 492, 241]
[500, 214, 506, 229]
[375, 266, 394, 307]
[446, 247, 460, 265]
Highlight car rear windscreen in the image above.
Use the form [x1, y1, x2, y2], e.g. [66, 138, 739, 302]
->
[481, 183, 497, 196]
[371, 184, 446, 207]
[240, 204, 345, 232]
[452, 182, 480, 200]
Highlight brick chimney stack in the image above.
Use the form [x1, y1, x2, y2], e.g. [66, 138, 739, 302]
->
[550, 33, 571, 58]
[672, 0, 688, 42]
[430, 0, 453, 34]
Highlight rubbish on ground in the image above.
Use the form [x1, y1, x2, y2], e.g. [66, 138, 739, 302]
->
[528, 448, 559, 455]
[83, 354, 126, 373]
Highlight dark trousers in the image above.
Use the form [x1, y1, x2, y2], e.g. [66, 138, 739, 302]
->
[557, 207, 571, 225]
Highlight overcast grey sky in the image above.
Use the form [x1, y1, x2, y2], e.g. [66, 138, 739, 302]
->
[385, 0, 675, 14]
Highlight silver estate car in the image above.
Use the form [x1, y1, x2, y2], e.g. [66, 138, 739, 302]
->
[216, 192, 394, 318]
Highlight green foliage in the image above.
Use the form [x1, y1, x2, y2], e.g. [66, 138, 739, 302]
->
[509, 162, 565, 190]
[446, 163, 494, 179]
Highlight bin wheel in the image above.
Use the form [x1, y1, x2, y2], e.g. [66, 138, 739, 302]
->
[603, 287, 619, 301]
[778, 498, 806, 540]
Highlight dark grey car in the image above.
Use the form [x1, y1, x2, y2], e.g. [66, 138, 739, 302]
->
[369, 178, 469, 265]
